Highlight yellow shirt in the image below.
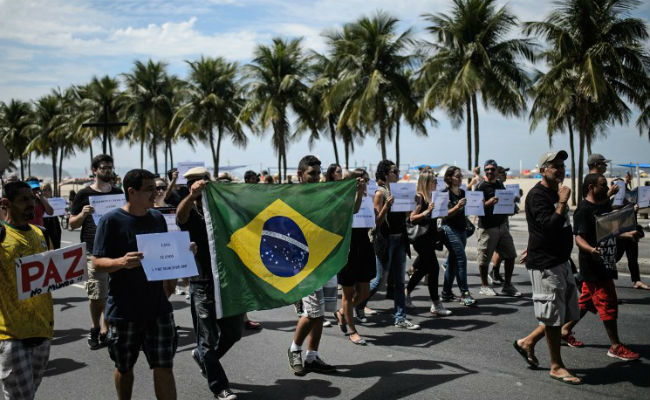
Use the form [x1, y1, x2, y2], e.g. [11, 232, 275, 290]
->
[0, 223, 54, 340]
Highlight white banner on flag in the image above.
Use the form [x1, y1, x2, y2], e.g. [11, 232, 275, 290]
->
[89, 194, 125, 225]
[44, 197, 67, 217]
[494, 189, 515, 214]
[136, 231, 199, 281]
[177, 161, 205, 185]
[15, 243, 87, 300]
[465, 191, 485, 216]
[390, 182, 417, 212]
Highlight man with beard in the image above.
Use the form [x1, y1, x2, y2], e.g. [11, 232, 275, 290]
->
[69, 154, 123, 350]
[177, 167, 244, 400]
[0, 181, 53, 400]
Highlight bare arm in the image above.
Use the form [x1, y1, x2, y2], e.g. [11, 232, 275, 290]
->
[374, 190, 393, 227]
[353, 178, 364, 214]
[93, 252, 143, 274]
[410, 195, 433, 223]
[575, 234, 600, 255]
[36, 194, 54, 216]
[164, 170, 178, 203]
[176, 180, 205, 225]
[69, 205, 92, 229]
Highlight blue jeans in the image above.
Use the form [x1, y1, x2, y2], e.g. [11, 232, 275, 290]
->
[442, 225, 469, 293]
[190, 282, 244, 394]
[365, 234, 407, 323]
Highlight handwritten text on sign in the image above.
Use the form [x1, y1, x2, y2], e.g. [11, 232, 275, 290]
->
[15, 243, 87, 301]
[465, 191, 485, 216]
[89, 194, 126, 225]
[136, 231, 198, 281]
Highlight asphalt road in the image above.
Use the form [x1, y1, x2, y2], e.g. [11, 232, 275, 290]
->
[33, 227, 649, 400]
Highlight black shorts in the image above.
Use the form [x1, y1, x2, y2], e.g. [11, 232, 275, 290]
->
[108, 313, 177, 373]
[338, 229, 376, 286]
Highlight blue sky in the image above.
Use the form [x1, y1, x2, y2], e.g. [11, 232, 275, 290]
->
[1, 0, 648, 177]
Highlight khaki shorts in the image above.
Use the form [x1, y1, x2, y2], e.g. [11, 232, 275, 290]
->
[85, 259, 109, 300]
[528, 261, 580, 327]
[476, 222, 517, 267]
[301, 288, 325, 319]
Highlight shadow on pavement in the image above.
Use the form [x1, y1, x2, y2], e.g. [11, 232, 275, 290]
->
[233, 378, 341, 400]
[363, 331, 453, 348]
[53, 296, 87, 311]
[170, 299, 191, 311]
[51, 328, 87, 346]
[175, 325, 196, 352]
[574, 360, 650, 387]
[43, 358, 87, 377]
[248, 319, 300, 333]
[418, 317, 494, 332]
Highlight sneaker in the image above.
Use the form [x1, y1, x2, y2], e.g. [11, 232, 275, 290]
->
[394, 319, 421, 330]
[479, 286, 497, 296]
[304, 356, 336, 373]
[355, 308, 367, 323]
[88, 328, 101, 350]
[99, 331, 109, 347]
[192, 349, 207, 378]
[364, 307, 377, 316]
[322, 320, 332, 327]
[175, 287, 186, 296]
[459, 291, 476, 306]
[430, 301, 452, 317]
[405, 294, 415, 308]
[607, 344, 640, 361]
[488, 269, 504, 285]
[288, 349, 305, 376]
[441, 291, 457, 302]
[561, 332, 585, 348]
[216, 388, 238, 400]
[501, 284, 522, 297]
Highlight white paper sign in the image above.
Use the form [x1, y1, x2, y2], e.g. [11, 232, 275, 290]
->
[390, 182, 417, 212]
[176, 161, 205, 185]
[612, 181, 626, 206]
[431, 191, 449, 218]
[494, 189, 515, 214]
[89, 194, 126, 225]
[136, 231, 199, 281]
[163, 214, 180, 232]
[506, 184, 520, 197]
[45, 197, 67, 217]
[352, 196, 375, 228]
[461, 184, 467, 192]
[436, 176, 447, 192]
[465, 191, 485, 216]
[15, 243, 87, 300]
[367, 179, 378, 197]
[638, 186, 650, 208]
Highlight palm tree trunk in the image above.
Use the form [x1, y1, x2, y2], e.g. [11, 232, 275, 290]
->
[28, 153, 32, 177]
[164, 141, 168, 177]
[108, 134, 113, 158]
[215, 124, 224, 178]
[209, 128, 218, 177]
[102, 132, 108, 154]
[58, 150, 64, 197]
[19, 157, 24, 181]
[567, 118, 576, 206]
[152, 133, 159, 175]
[140, 139, 144, 169]
[328, 117, 340, 165]
[277, 152, 281, 183]
[578, 130, 585, 205]
[471, 93, 479, 168]
[282, 149, 288, 183]
[378, 101, 387, 160]
[344, 142, 350, 170]
[169, 141, 174, 169]
[586, 135, 592, 155]
[395, 118, 401, 170]
[466, 98, 472, 170]
[51, 148, 58, 198]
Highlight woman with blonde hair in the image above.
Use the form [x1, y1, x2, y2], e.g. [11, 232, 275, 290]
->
[406, 169, 451, 316]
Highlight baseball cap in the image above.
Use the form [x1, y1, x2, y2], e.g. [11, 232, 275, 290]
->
[587, 153, 610, 166]
[538, 150, 568, 169]
[27, 180, 41, 190]
[484, 159, 498, 168]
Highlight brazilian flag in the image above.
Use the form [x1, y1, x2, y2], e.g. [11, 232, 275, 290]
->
[202, 179, 357, 318]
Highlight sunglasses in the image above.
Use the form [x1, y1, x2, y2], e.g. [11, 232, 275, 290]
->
[156, 186, 168, 191]
[484, 167, 496, 172]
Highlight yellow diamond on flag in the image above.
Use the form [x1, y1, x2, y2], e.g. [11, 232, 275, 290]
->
[227, 199, 343, 293]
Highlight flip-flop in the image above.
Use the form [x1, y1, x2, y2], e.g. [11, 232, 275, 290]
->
[550, 374, 582, 385]
[513, 340, 539, 368]
[333, 310, 347, 333]
[348, 331, 366, 345]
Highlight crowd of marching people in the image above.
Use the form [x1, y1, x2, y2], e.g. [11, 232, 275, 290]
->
[0, 149, 647, 399]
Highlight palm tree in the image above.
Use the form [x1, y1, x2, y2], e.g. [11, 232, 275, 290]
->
[241, 38, 314, 181]
[77, 75, 125, 157]
[326, 11, 417, 160]
[174, 56, 246, 176]
[525, 0, 650, 200]
[122, 60, 175, 174]
[0, 99, 33, 179]
[421, 0, 534, 168]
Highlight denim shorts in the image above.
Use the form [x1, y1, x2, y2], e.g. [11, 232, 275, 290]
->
[108, 313, 177, 372]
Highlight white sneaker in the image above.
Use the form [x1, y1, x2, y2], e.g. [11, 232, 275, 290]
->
[322, 320, 332, 327]
[430, 301, 452, 316]
[394, 319, 421, 330]
[479, 286, 497, 296]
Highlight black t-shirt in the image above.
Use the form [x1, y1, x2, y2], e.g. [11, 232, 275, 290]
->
[443, 188, 466, 231]
[165, 187, 189, 207]
[69, 185, 123, 254]
[573, 200, 617, 281]
[524, 182, 573, 269]
[178, 206, 212, 283]
[476, 180, 508, 229]
[93, 208, 172, 322]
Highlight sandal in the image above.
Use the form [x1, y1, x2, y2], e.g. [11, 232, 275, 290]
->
[348, 331, 366, 345]
[550, 374, 582, 385]
[513, 340, 539, 368]
[333, 310, 347, 333]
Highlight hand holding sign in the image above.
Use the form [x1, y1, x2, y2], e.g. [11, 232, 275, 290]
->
[89, 194, 126, 225]
[494, 190, 515, 214]
[465, 191, 485, 216]
[431, 191, 449, 218]
[612, 181, 626, 206]
[44, 197, 67, 217]
[136, 231, 199, 281]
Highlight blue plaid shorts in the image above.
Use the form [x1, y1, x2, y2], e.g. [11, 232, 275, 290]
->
[108, 313, 177, 373]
